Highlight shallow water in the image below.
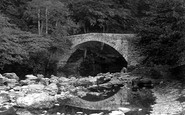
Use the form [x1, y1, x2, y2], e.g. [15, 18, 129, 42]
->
[1, 89, 155, 115]
[6, 106, 151, 115]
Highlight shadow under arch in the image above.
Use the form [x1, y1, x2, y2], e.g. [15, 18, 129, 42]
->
[62, 41, 127, 77]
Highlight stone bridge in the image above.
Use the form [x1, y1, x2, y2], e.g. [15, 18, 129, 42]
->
[57, 33, 140, 70]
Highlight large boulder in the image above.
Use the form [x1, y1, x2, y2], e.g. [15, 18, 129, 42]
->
[44, 83, 58, 95]
[25, 75, 37, 80]
[9, 90, 25, 103]
[16, 92, 56, 109]
[0, 106, 16, 115]
[20, 79, 35, 85]
[5, 79, 18, 88]
[39, 78, 50, 86]
[1, 75, 18, 89]
[0, 75, 5, 86]
[16, 109, 34, 115]
[0, 86, 8, 91]
[13, 86, 22, 91]
[36, 74, 44, 79]
[58, 77, 70, 82]
[109, 110, 125, 115]
[20, 84, 45, 94]
[0, 92, 10, 104]
[3, 73, 19, 81]
[50, 75, 59, 83]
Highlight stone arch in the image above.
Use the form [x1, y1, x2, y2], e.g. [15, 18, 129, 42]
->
[60, 41, 127, 76]
[70, 40, 128, 64]
[71, 39, 119, 52]
[57, 33, 138, 76]
[68, 33, 130, 61]
[71, 40, 127, 62]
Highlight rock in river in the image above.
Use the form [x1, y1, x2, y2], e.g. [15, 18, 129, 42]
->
[44, 83, 58, 95]
[0, 92, 10, 104]
[21, 84, 45, 94]
[3, 73, 19, 81]
[25, 75, 37, 80]
[16, 92, 56, 109]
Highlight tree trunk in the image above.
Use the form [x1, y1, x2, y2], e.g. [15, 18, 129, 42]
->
[41, 20, 44, 35]
[92, 57, 95, 75]
[101, 43, 104, 51]
[38, 8, 41, 35]
[83, 24, 86, 33]
[102, 24, 105, 33]
[55, 21, 58, 28]
[84, 49, 87, 59]
[55, 20, 59, 36]
[45, 7, 48, 35]
[105, 22, 109, 33]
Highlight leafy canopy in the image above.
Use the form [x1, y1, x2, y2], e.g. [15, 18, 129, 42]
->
[136, 0, 185, 66]
[69, 0, 134, 33]
[0, 13, 51, 70]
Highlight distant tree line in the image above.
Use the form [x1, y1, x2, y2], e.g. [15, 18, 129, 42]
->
[0, 0, 185, 78]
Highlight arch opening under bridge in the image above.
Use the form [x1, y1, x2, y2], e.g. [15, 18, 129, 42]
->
[61, 41, 127, 77]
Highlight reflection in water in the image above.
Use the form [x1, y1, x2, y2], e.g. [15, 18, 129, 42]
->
[14, 106, 110, 115]
[3, 89, 155, 115]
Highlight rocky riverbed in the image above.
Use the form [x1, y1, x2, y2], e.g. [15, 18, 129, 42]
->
[0, 72, 184, 115]
[0, 72, 145, 115]
[150, 80, 185, 115]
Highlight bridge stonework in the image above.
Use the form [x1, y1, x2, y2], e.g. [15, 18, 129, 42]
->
[58, 33, 140, 69]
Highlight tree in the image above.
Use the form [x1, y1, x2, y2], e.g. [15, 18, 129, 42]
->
[136, 0, 185, 66]
[0, 0, 78, 77]
[0, 14, 27, 69]
[68, 0, 134, 33]
[0, 13, 53, 76]
[25, 0, 78, 36]
[0, 0, 30, 31]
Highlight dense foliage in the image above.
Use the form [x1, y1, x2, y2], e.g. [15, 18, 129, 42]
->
[1, 0, 185, 77]
[68, 0, 135, 33]
[0, 14, 52, 77]
[136, 0, 185, 66]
